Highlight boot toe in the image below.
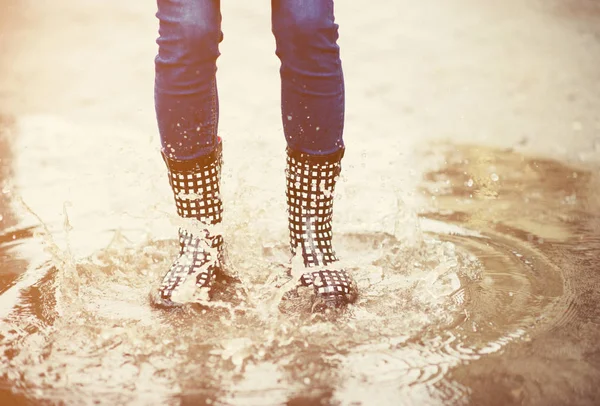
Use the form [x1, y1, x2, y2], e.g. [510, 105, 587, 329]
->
[310, 269, 358, 307]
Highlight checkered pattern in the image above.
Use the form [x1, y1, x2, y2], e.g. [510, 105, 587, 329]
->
[158, 229, 222, 302]
[158, 146, 224, 305]
[298, 269, 355, 297]
[168, 156, 222, 226]
[286, 151, 340, 267]
[286, 147, 357, 303]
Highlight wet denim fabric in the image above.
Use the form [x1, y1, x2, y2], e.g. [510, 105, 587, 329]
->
[154, 0, 345, 160]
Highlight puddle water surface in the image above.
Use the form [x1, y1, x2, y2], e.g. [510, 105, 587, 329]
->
[1, 122, 599, 405]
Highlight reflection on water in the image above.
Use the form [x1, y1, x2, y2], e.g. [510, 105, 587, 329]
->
[422, 145, 600, 405]
[1, 118, 599, 404]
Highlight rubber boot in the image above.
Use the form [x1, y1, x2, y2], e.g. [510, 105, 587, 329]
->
[285, 147, 358, 308]
[156, 144, 224, 307]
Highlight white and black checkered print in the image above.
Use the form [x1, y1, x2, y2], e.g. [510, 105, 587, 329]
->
[159, 228, 222, 302]
[286, 148, 357, 302]
[298, 269, 355, 297]
[167, 160, 222, 226]
[286, 151, 340, 267]
[158, 147, 224, 304]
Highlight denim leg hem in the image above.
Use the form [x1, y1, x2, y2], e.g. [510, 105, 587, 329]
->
[285, 143, 345, 157]
[286, 144, 345, 160]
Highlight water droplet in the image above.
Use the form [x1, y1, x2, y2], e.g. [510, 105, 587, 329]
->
[316, 127, 320, 131]
[467, 179, 474, 187]
[490, 173, 499, 182]
[287, 115, 293, 121]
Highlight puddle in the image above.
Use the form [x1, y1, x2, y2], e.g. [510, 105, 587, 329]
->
[420, 144, 600, 405]
[1, 131, 599, 405]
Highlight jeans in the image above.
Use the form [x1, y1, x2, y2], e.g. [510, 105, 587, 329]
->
[154, 0, 345, 160]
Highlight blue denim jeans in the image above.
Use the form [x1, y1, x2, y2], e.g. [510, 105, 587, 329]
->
[155, 0, 345, 160]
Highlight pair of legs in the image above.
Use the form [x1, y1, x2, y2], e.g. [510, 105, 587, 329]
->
[154, 0, 356, 308]
[155, 0, 345, 159]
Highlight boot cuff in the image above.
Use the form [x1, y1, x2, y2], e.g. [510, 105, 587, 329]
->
[162, 142, 223, 172]
[286, 146, 345, 164]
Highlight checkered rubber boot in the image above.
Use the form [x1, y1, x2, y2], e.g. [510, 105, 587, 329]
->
[157, 144, 224, 307]
[286, 147, 358, 307]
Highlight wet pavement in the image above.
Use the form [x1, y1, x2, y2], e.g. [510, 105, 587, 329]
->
[1, 0, 600, 405]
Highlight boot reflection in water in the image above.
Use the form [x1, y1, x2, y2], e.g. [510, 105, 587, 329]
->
[153, 0, 357, 308]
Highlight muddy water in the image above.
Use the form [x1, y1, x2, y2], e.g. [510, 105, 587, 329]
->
[1, 127, 599, 405]
[1, 0, 600, 405]
[427, 146, 600, 405]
